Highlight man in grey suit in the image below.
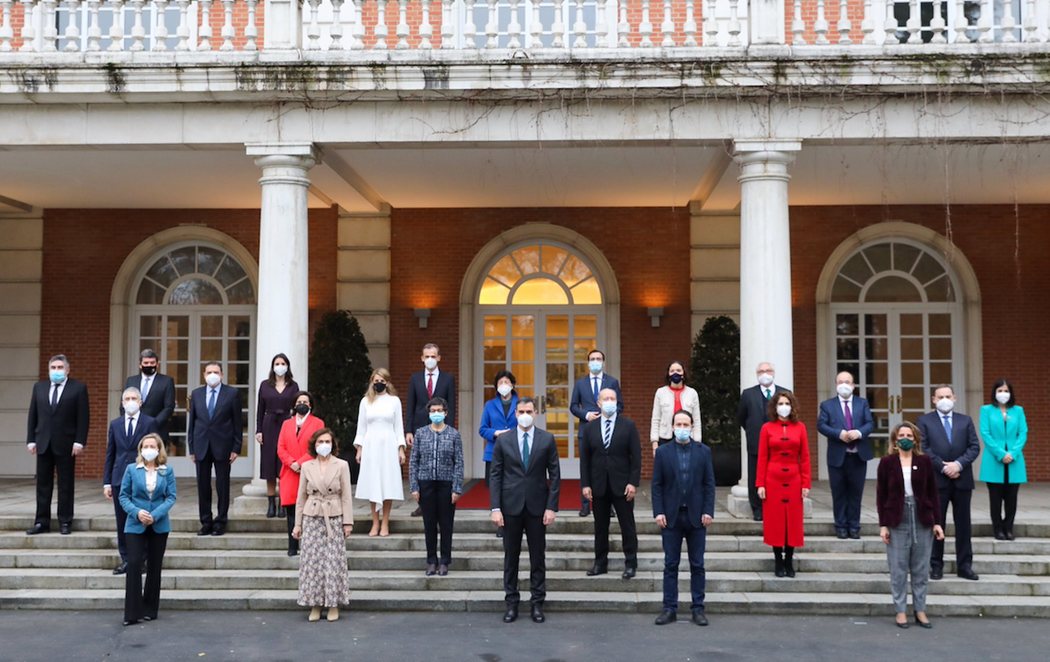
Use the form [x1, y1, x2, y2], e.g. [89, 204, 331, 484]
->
[123, 348, 176, 445]
[736, 362, 784, 521]
[490, 397, 560, 625]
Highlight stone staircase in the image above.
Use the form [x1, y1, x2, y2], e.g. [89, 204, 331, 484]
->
[2, 513, 1049, 617]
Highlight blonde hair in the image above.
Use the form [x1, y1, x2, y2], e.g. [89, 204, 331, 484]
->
[137, 433, 168, 465]
[365, 368, 397, 402]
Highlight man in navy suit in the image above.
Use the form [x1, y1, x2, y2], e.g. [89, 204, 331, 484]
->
[736, 362, 784, 521]
[187, 362, 243, 536]
[817, 371, 874, 539]
[405, 343, 456, 516]
[103, 387, 158, 574]
[569, 349, 622, 517]
[26, 354, 90, 535]
[651, 410, 715, 627]
[123, 348, 176, 445]
[917, 384, 981, 581]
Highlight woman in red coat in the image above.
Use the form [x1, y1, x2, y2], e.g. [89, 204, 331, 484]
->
[757, 390, 811, 578]
[277, 391, 325, 556]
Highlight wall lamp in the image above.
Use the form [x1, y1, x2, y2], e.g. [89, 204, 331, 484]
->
[414, 308, 432, 329]
[647, 307, 664, 328]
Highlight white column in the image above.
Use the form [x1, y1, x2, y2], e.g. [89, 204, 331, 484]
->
[236, 142, 317, 508]
[728, 140, 802, 518]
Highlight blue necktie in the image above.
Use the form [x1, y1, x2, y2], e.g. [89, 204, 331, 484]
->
[127, 417, 134, 440]
[942, 414, 952, 438]
[522, 432, 530, 468]
[208, 388, 217, 417]
[592, 376, 599, 402]
[603, 419, 612, 449]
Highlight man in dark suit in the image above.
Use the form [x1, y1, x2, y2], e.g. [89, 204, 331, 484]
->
[187, 362, 243, 536]
[736, 361, 783, 521]
[123, 348, 176, 445]
[580, 388, 641, 579]
[917, 384, 981, 581]
[405, 343, 456, 516]
[26, 354, 90, 535]
[490, 397, 560, 624]
[103, 387, 158, 574]
[652, 410, 715, 627]
[569, 349, 622, 517]
[817, 371, 874, 539]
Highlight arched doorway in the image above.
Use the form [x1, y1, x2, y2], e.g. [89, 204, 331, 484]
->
[460, 225, 620, 480]
[816, 224, 982, 479]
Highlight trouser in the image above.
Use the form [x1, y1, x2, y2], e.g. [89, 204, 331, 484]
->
[747, 452, 761, 515]
[113, 488, 129, 561]
[502, 511, 546, 606]
[195, 452, 232, 526]
[35, 446, 76, 527]
[484, 461, 491, 487]
[661, 509, 707, 612]
[987, 482, 1020, 534]
[592, 490, 638, 567]
[124, 526, 169, 621]
[285, 504, 298, 554]
[419, 480, 456, 564]
[887, 496, 934, 613]
[828, 452, 867, 532]
[931, 482, 972, 572]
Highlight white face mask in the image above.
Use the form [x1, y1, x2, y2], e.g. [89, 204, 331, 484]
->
[497, 383, 513, 398]
[141, 448, 159, 462]
[205, 373, 221, 388]
[836, 383, 854, 398]
[757, 373, 774, 387]
[273, 364, 288, 377]
[424, 357, 438, 371]
[776, 404, 792, 418]
[517, 413, 534, 430]
[935, 397, 954, 414]
[601, 400, 617, 416]
[995, 391, 1011, 405]
[316, 443, 333, 457]
[123, 400, 141, 416]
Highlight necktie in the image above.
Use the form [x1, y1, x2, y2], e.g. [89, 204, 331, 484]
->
[764, 388, 771, 400]
[844, 401, 853, 429]
[141, 376, 151, 401]
[592, 377, 599, 402]
[427, 373, 434, 399]
[522, 432, 530, 468]
[208, 388, 217, 417]
[50, 384, 59, 409]
[127, 417, 134, 440]
[603, 419, 612, 449]
[942, 414, 952, 438]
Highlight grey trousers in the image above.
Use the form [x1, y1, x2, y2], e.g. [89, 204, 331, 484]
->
[886, 495, 935, 613]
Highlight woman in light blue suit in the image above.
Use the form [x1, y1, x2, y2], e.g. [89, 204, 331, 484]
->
[119, 433, 177, 625]
[978, 379, 1027, 541]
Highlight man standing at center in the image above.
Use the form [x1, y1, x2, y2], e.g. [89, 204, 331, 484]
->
[406, 343, 457, 517]
[737, 362, 784, 522]
[818, 371, 874, 539]
[490, 397, 560, 625]
[187, 362, 243, 537]
[580, 388, 641, 580]
[570, 349, 622, 517]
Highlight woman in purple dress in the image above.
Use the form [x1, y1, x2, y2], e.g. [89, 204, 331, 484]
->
[256, 353, 300, 518]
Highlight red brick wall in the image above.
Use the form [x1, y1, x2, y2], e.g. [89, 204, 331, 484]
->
[389, 208, 693, 479]
[39, 206, 338, 479]
[791, 205, 1050, 481]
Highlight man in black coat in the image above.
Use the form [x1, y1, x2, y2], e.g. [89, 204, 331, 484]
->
[490, 397, 560, 625]
[187, 362, 243, 536]
[580, 388, 641, 579]
[123, 348, 176, 445]
[736, 361, 784, 521]
[26, 354, 90, 535]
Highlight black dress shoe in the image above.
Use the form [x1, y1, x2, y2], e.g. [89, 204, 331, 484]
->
[774, 559, 786, 577]
[929, 567, 943, 580]
[895, 619, 910, 629]
[411, 506, 423, 517]
[586, 563, 608, 577]
[691, 610, 708, 626]
[197, 525, 213, 536]
[502, 606, 518, 623]
[122, 619, 140, 627]
[914, 615, 933, 629]
[437, 564, 449, 576]
[654, 609, 676, 625]
[578, 504, 590, 517]
[211, 524, 226, 536]
[784, 562, 796, 578]
[835, 529, 848, 540]
[113, 562, 128, 575]
[848, 530, 861, 540]
[957, 568, 979, 581]
[622, 566, 636, 580]
[994, 529, 1007, 541]
[25, 523, 49, 535]
[1005, 530, 1016, 541]
[530, 604, 545, 623]
[425, 563, 437, 576]
[752, 511, 762, 522]
[59, 523, 71, 535]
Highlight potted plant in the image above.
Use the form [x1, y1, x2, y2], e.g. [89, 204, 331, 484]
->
[689, 315, 742, 486]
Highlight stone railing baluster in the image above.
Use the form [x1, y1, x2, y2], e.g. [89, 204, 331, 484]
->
[1001, 0, 1017, 42]
[704, 0, 719, 47]
[532, 0, 545, 48]
[330, 0, 345, 50]
[463, 0, 477, 48]
[244, 0, 258, 50]
[596, 0, 608, 47]
[485, 0, 498, 48]
[683, 0, 697, 46]
[727, 0, 741, 46]
[107, 0, 125, 51]
[905, 0, 920, 43]
[661, 0, 674, 47]
[861, 0, 875, 44]
[352, 0, 366, 49]
[929, 0, 946, 43]
[153, 0, 171, 51]
[551, 0, 565, 48]
[198, 0, 213, 50]
[129, 0, 147, 51]
[639, 0, 653, 47]
[837, 0, 852, 44]
[418, 0, 432, 49]
[1022, 0, 1037, 42]
[441, 0, 455, 48]
[792, 0, 806, 44]
[396, 0, 409, 49]
[0, 0, 11, 53]
[175, 0, 190, 50]
[374, 0, 388, 50]
[62, 0, 82, 52]
[952, 0, 969, 42]
[18, 0, 35, 52]
[573, 0, 587, 47]
[617, 0, 628, 47]
[814, 0, 830, 45]
[219, 0, 234, 50]
[40, 0, 59, 51]
[507, 0, 521, 48]
[977, 0, 993, 43]
[305, 0, 320, 50]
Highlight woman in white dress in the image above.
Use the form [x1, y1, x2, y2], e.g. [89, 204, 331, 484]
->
[354, 368, 406, 537]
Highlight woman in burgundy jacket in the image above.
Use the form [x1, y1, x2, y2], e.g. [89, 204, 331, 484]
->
[876, 421, 945, 630]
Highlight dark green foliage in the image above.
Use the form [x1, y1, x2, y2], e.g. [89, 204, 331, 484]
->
[689, 316, 741, 448]
[308, 311, 373, 459]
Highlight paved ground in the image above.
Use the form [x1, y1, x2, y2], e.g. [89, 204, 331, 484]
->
[0, 610, 1040, 661]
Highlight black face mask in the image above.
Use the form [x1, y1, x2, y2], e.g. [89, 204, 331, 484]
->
[293, 404, 311, 416]
[141, 365, 157, 376]
[669, 373, 684, 384]
[373, 382, 387, 393]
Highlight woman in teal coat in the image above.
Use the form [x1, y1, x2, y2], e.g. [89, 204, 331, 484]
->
[978, 379, 1027, 541]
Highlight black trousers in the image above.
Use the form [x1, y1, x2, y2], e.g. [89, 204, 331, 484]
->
[285, 504, 298, 553]
[419, 480, 456, 564]
[35, 446, 76, 526]
[124, 526, 169, 622]
[592, 490, 638, 567]
[828, 452, 867, 532]
[931, 482, 972, 571]
[502, 511, 546, 607]
[195, 452, 232, 526]
[747, 452, 762, 515]
[987, 482, 1020, 533]
[113, 492, 129, 561]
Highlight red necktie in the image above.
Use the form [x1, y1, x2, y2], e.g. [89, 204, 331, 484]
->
[427, 374, 434, 399]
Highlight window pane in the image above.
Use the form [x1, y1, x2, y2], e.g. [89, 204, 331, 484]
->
[574, 315, 597, 337]
[512, 246, 540, 275]
[900, 338, 924, 361]
[836, 314, 858, 336]
[929, 337, 952, 360]
[511, 315, 534, 337]
[146, 257, 178, 288]
[894, 243, 922, 273]
[560, 255, 593, 288]
[911, 252, 946, 287]
[570, 277, 602, 304]
[864, 314, 887, 336]
[197, 247, 224, 277]
[900, 313, 923, 335]
[838, 253, 872, 285]
[229, 316, 251, 337]
[483, 316, 507, 337]
[139, 315, 163, 337]
[512, 278, 569, 305]
[479, 277, 510, 305]
[928, 314, 951, 335]
[200, 316, 224, 337]
[169, 246, 195, 276]
[488, 255, 522, 287]
[226, 279, 256, 304]
[865, 338, 887, 361]
[541, 245, 569, 276]
[214, 256, 247, 288]
[930, 362, 952, 384]
[836, 338, 859, 361]
[864, 362, 888, 385]
[901, 362, 924, 384]
[483, 340, 507, 362]
[137, 280, 166, 304]
[167, 316, 189, 337]
[863, 243, 892, 273]
[864, 276, 921, 303]
[831, 277, 861, 303]
[546, 315, 569, 337]
[925, 274, 955, 302]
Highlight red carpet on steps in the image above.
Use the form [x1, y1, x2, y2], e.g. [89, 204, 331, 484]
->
[456, 480, 582, 511]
